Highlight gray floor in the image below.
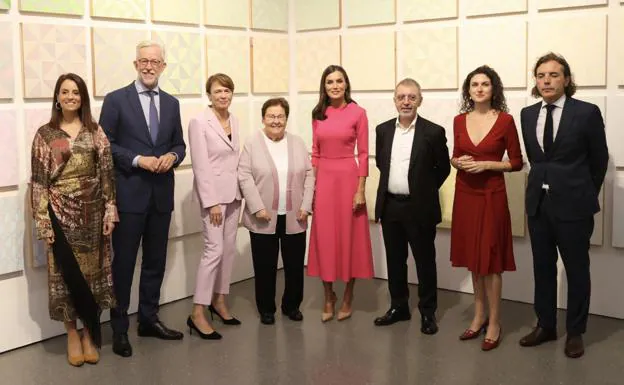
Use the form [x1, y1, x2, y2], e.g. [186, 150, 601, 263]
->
[1, 275, 623, 385]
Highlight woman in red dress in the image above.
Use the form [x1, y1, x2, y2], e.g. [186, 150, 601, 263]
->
[450, 65, 523, 351]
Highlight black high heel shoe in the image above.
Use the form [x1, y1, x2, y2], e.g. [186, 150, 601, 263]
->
[208, 305, 242, 325]
[186, 316, 222, 340]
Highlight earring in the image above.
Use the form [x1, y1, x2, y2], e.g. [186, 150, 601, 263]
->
[55, 101, 61, 110]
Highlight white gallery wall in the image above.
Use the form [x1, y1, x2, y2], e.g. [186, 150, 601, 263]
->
[0, 0, 623, 353]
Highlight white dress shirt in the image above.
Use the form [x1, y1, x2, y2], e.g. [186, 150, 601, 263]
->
[263, 134, 289, 214]
[536, 94, 566, 152]
[387, 116, 417, 195]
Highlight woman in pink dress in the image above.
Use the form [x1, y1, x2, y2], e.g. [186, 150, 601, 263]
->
[308, 65, 374, 322]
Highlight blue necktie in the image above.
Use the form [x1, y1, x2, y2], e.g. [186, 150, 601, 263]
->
[147, 90, 159, 144]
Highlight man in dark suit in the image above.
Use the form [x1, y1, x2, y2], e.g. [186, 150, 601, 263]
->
[99, 40, 186, 357]
[519, 53, 608, 358]
[373, 78, 450, 334]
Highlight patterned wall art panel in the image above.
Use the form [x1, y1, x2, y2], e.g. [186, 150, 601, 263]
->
[0, 193, 25, 275]
[400, 0, 457, 22]
[19, 0, 84, 15]
[23, 107, 50, 180]
[251, 0, 288, 31]
[180, 102, 205, 166]
[296, 35, 340, 92]
[206, 35, 250, 94]
[294, 98, 316, 151]
[231, 99, 253, 149]
[418, 98, 460, 156]
[615, 10, 624, 86]
[505, 171, 526, 237]
[251, 36, 289, 93]
[538, 0, 607, 11]
[204, 0, 249, 28]
[400, 27, 457, 90]
[170, 169, 203, 238]
[606, 96, 624, 167]
[344, 0, 395, 27]
[152, 0, 200, 25]
[613, 171, 624, 248]
[92, 27, 148, 97]
[295, 0, 340, 31]
[461, 21, 527, 88]
[530, 15, 606, 86]
[365, 158, 380, 221]
[152, 31, 202, 95]
[356, 97, 398, 156]
[91, 0, 146, 21]
[0, 0, 9, 11]
[21, 23, 87, 99]
[0, 22, 14, 99]
[0, 111, 18, 187]
[342, 32, 395, 91]
[466, 0, 527, 17]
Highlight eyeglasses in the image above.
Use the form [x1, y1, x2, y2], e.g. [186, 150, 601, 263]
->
[137, 58, 163, 68]
[265, 114, 286, 121]
[395, 94, 419, 102]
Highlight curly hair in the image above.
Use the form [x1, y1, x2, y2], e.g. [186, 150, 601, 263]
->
[530, 52, 576, 99]
[460, 65, 508, 113]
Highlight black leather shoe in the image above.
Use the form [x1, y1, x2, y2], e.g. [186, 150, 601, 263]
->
[519, 326, 557, 347]
[112, 333, 132, 358]
[282, 309, 304, 321]
[137, 320, 183, 340]
[421, 315, 438, 335]
[374, 307, 411, 326]
[260, 313, 275, 325]
[564, 335, 584, 358]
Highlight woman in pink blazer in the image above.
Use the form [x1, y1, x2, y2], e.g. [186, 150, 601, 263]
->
[238, 98, 315, 325]
[187, 74, 242, 339]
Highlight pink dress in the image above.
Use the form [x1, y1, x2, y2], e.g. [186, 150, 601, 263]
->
[307, 103, 374, 282]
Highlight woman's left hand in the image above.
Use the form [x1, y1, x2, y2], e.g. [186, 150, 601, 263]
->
[352, 190, 366, 212]
[296, 209, 309, 222]
[103, 221, 115, 236]
[462, 160, 489, 174]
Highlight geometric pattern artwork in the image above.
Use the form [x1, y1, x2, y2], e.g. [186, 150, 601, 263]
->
[21, 23, 87, 99]
[356, 98, 397, 156]
[295, 98, 316, 151]
[0, 111, 18, 187]
[19, 0, 83, 15]
[531, 15, 607, 86]
[466, 0, 527, 17]
[295, 0, 340, 31]
[0, 193, 25, 275]
[461, 21, 527, 88]
[230, 99, 253, 150]
[400, 27, 457, 90]
[170, 170, 202, 238]
[345, 0, 395, 27]
[400, 0, 457, 22]
[180, 102, 205, 166]
[616, 10, 624, 85]
[0, 0, 9, 10]
[91, 0, 146, 21]
[23, 107, 50, 180]
[342, 32, 395, 91]
[538, 0, 607, 10]
[296, 35, 340, 92]
[0, 22, 14, 99]
[252, 36, 289, 93]
[92, 27, 148, 97]
[613, 171, 624, 248]
[151, 31, 202, 95]
[251, 0, 288, 31]
[206, 35, 250, 94]
[505, 171, 526, 237]
[152, 0, 200, 25]
[204, 0, 249, 28]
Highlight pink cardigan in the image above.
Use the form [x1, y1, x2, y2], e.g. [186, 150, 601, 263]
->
[188, 107, 241, 209]
[238, 130, 315, 234]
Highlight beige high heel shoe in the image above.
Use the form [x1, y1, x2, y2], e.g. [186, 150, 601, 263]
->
[321, 292, 337, 322]
[67, 334, 84, 367]
[82, 337, 100, 364]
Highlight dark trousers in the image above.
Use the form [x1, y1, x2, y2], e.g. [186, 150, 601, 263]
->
[527, 192, 593, 336]
[380, 194, 438, 316]
[110, 205, 172, 334]
[249, 215, 306, 315]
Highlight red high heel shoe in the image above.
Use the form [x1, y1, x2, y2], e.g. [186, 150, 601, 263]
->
[481, 326, 502, 351]
[459, 318, 489, 341]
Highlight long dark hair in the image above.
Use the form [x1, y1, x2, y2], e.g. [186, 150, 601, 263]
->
[311, 65, 356, 121]
[531, 52, 577, 98]
[49, 73, 97, 131]
[460, 65, 508, 113]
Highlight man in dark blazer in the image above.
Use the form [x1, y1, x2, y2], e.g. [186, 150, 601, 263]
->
[99, 40, 186, 357]
[519, 53, 608, 358]
[373, 78, 450, 334]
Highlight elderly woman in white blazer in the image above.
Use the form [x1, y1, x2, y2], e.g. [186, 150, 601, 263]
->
[238, 97, 314, 325]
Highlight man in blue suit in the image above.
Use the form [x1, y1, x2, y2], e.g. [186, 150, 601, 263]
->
[100, 40, 186, 357]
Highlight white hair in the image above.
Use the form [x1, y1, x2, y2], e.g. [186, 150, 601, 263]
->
[135, 40, 166, 61]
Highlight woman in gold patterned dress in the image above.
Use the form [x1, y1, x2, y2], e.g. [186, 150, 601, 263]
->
[31, 73, 118, 367]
